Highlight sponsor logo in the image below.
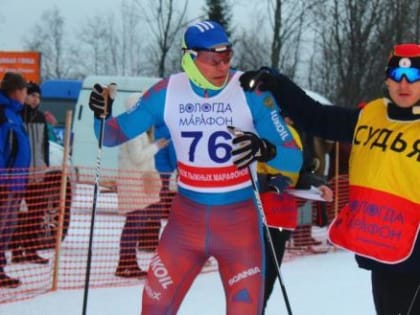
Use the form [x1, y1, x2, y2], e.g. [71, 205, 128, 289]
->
[150, 255, 174, 289]
[228, 266, 261, 286]
[144, 283, 161, 301]
[263, 96, 275, 109]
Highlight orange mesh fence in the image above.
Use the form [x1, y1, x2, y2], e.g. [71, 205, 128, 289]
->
[1, 166, 350, 304]
[0, 166, 216, 304]
[285, 174, 350, 256]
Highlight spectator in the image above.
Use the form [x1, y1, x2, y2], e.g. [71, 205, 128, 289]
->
[0, 72, 31, 288]
[44, 110, 59, 143]
[288, 117, 330, 250]
[11, 82, 50, 265]
[115, 93, 170, 278]
[259, 118, 333, 314]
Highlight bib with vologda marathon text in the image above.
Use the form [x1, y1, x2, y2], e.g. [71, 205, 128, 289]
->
[164, 72, 254, 193]
[329, 98, 420, 264]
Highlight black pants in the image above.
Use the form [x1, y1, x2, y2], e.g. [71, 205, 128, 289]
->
[0, 191, 22, 270]
[263, 227, 292, 314]
[11, 182, 46, 252]
[372, 269, 420, 315]
[118, 204, 161, 266]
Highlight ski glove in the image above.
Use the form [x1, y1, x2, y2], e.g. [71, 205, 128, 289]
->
[228, 126, 277, 169]
[88, 83, 117, 119]
[269, 174, 292, 193]
[239, 67, 280, 92]
[258, 173, 291, 193]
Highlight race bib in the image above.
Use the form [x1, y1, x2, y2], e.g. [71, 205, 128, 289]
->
[329, 185, 420, 264]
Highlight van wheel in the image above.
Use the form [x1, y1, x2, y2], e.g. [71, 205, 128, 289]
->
[37, 171, 72, 249]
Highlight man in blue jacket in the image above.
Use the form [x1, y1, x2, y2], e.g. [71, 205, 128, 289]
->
[0, 72, 31, 288]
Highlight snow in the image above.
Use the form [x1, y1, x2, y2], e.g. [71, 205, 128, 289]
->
[1, 183, 376, 314]
[2, 249, 375, 315]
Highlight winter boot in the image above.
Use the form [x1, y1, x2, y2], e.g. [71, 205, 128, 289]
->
[0, 271, 21, 288]
[115, 256, 147, 278]
[11, 249, 25, 263]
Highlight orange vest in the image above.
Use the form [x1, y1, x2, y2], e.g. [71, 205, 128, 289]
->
[329, 98, 420, 263]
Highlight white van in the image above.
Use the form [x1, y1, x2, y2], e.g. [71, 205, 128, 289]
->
[71, 75, 160, 170]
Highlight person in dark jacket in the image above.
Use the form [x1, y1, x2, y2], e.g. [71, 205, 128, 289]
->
[239, 43, 420, 315]
[258, 116, 333, 314]
[0, 72, 31, 288]
[11, 82, 50, 264]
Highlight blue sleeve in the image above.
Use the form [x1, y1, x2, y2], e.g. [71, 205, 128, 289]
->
[154, 142, 177, 173]
[244, 90, 303, 173]
[93, 79, 168, 147]
[153, 120, 177, 173]
[0, 126, 6, 169]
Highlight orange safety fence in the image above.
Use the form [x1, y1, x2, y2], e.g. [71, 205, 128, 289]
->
[0, 166, 350, 304]
[286, 174, 349, 256]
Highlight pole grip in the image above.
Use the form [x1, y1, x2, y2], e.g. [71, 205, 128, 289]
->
[99, 83, 117, 119]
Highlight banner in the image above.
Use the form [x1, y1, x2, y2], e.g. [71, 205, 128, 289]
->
[0, 51, 41, 83]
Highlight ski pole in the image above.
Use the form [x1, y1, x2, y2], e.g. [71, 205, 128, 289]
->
[82, 83, 117, 315]
[247, 165, 293, 315]
[407, 284, 420, 315]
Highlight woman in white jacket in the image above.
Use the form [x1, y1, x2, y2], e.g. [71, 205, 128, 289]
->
[116, 93, 169, 278]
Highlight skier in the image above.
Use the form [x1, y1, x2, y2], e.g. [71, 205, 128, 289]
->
[88, 20, 302, 314]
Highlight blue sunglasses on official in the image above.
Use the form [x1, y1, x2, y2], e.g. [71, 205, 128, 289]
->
[386, 67, 420, 83]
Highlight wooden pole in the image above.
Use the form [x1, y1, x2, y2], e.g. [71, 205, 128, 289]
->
[52, 110, 73, 291]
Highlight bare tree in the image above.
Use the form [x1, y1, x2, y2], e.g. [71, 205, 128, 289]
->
[233, 14, 272, 70]
[309, 0, 418, 107]
[378, 0, 419, 44]
[234, 0, 317, 81]
[77, 14, 110, 75]
[415, 2, 420, 41]
[120, 0, 145, 75]
[74, 0, 146, 76]
[134, 0, 191, 77]
[23, 7, 72, 80]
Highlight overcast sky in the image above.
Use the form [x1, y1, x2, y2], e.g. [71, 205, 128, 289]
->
[0, 0, 253, 51]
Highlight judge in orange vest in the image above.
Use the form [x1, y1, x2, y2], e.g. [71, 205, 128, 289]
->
[240, 43, 420, 315]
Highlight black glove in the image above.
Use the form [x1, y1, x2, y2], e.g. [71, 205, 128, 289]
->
[258, 173, 291, 193]
[269, 174, 292, 193]
[239, 67, 279, 92]
[228, 126, 276, 169]
[88, 83, 117, 119]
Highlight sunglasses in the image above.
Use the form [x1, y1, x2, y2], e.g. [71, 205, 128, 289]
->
[386, 67, 420, 83]
[187, 49, 233, 66]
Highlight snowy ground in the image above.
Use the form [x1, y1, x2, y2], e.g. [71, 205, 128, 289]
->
[3, 249, 375, 315]
[2, 183, 376, 314]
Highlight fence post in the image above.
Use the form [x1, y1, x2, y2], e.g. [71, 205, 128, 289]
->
[52, 110, 73, 291]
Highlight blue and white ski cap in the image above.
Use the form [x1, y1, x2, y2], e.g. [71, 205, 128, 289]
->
[184, 20, 231, 51]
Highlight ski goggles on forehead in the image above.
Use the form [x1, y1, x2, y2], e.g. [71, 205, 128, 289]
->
[386, 67, 420, 83]
[187, 48, 233, 66]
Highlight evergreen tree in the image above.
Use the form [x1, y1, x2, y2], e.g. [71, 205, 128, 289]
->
[203, 0, 232, 38]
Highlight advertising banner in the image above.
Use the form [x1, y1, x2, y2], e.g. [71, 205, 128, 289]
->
[0, 51, 41, 83]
